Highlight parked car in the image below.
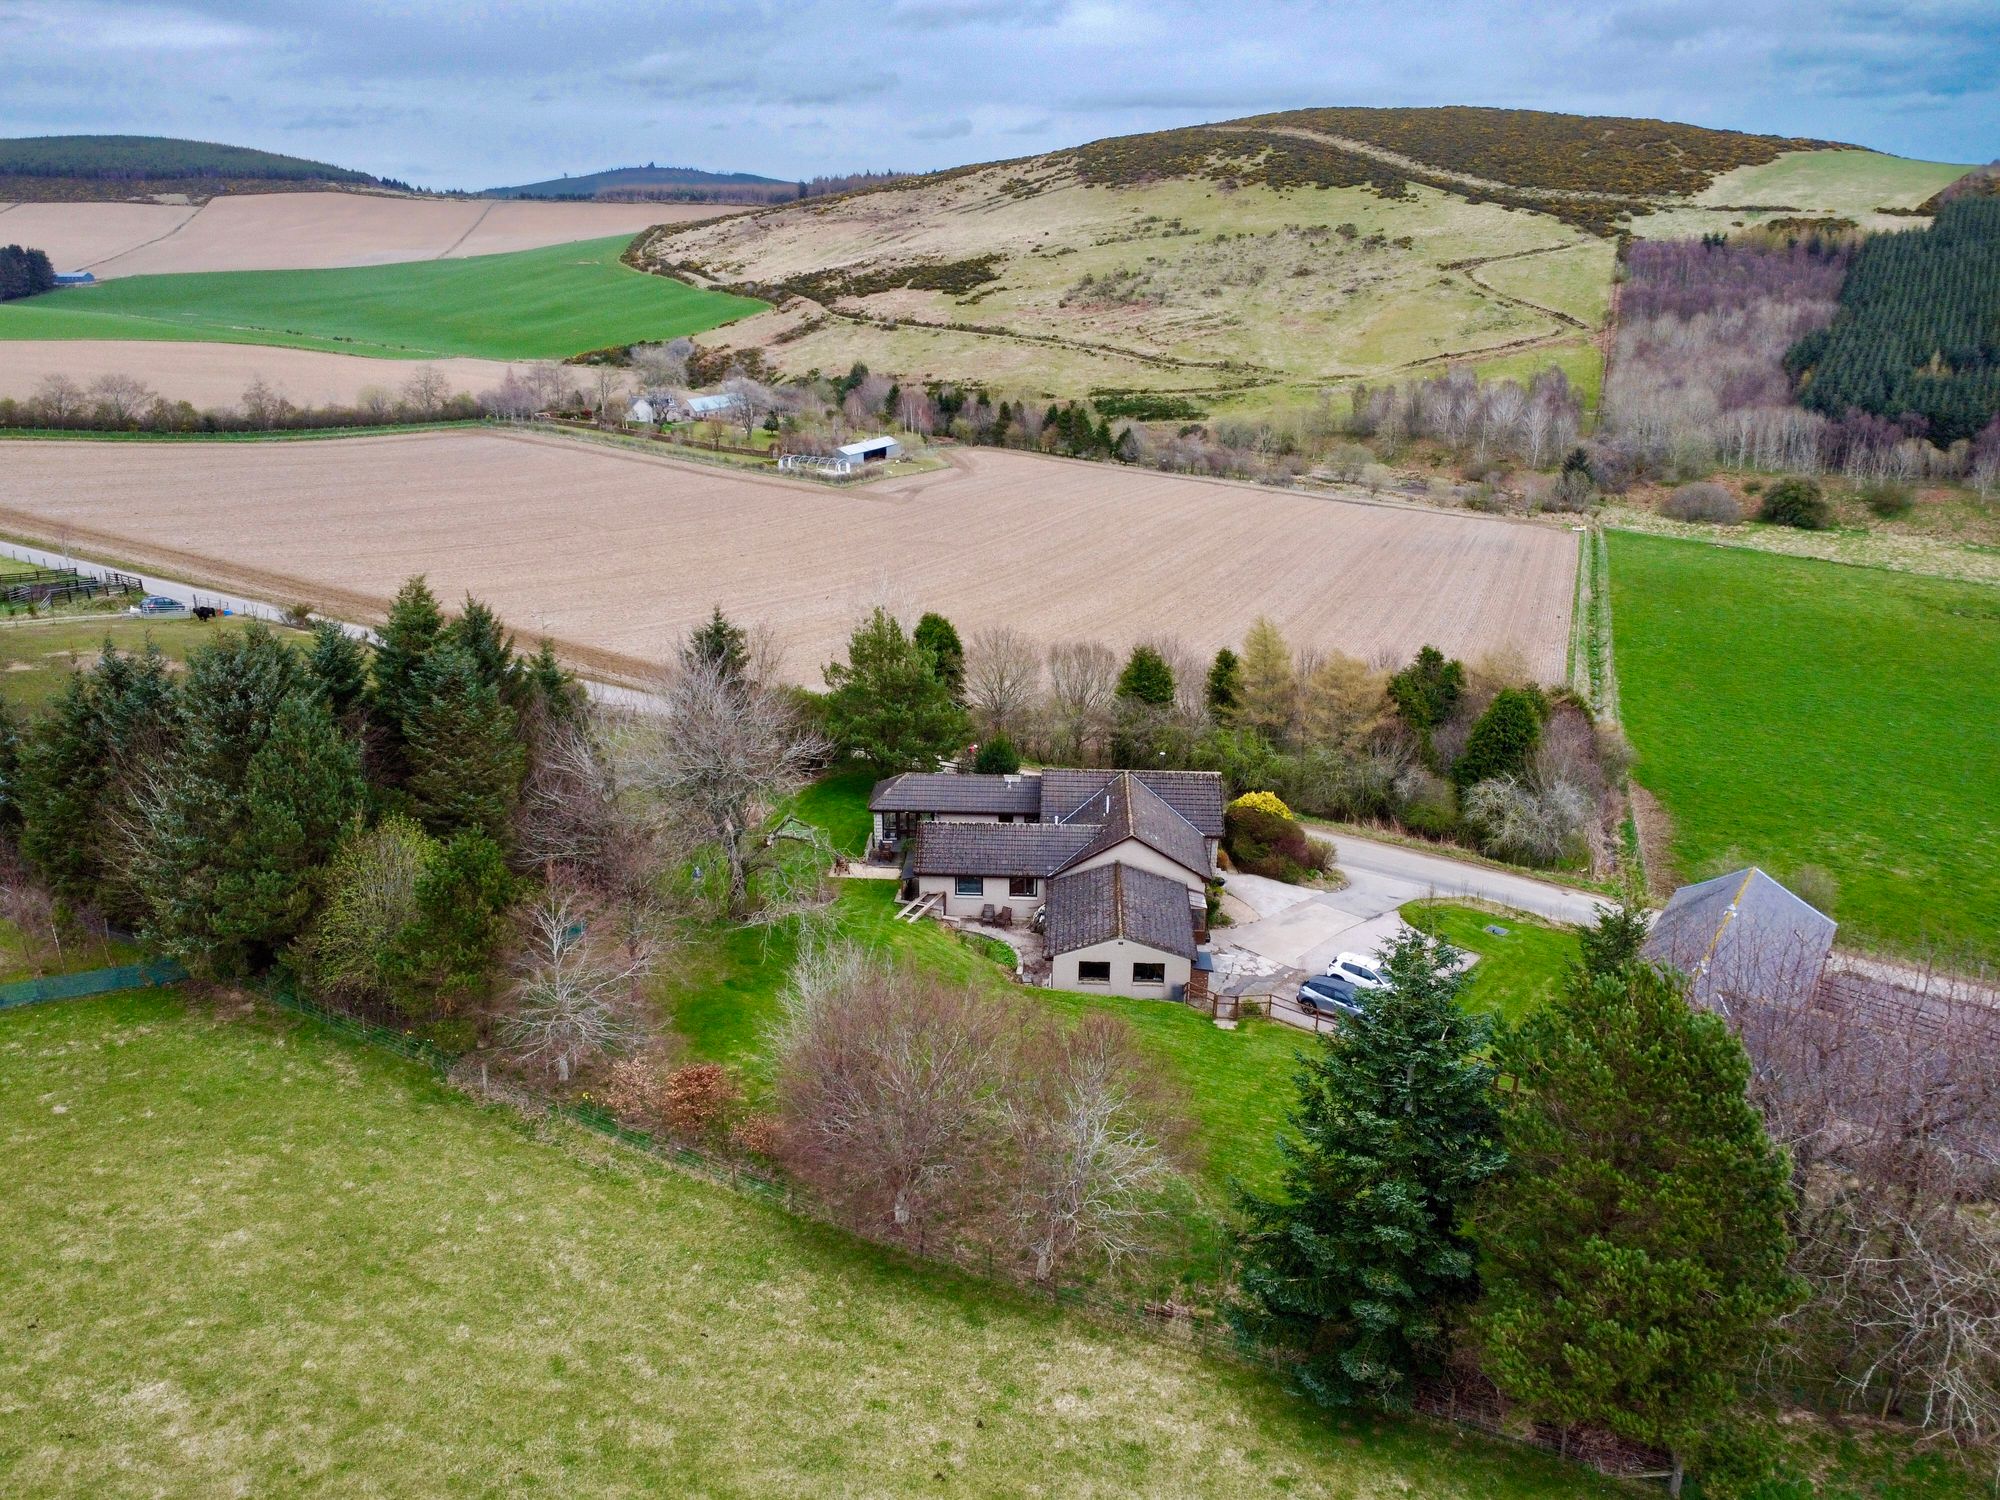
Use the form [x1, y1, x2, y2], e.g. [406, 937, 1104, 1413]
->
[129, 595, 188, 616]
[1324, 951, 1389, 990]
[1296, 974, 1365, 1020]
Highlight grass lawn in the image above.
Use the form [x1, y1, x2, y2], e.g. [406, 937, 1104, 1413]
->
[1401, 901, 1580, 1029]
[1609, 531, 2000, 962]
[0, 236, 765, 361]
[0, 611, 310, 712]
[0, 989, 1630, 1499]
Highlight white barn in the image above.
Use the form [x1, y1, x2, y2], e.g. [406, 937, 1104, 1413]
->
[838, 435, 904, 464]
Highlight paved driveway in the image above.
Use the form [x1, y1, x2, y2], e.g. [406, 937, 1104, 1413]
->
[1220, 830, 1605, 977]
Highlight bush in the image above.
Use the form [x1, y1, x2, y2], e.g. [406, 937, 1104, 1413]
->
[972, 735, 1021, 775]
[1858, 480, 1914, 518]
[1229, 789, 1294, 821]
[1224, 802, 1319, 882]
[1461, 775, 1591, 866]
[1394, 767, 1458, 837]
[1661, 481, 1743, 524]
[1758, 477, 1830, 530]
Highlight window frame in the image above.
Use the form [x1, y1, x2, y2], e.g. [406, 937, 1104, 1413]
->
[1076, 959, 1112, 984]
[1131, 961, 1167, 986]
[1007, 876, 1038, 899]
[954, 875, 984, 898]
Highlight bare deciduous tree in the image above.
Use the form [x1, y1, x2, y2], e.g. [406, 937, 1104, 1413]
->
[29, 373, 86, 427]
[614, 656, 826, 918]
[1005, 1011, 1179, 1281]
[964, 626, 1042, 740]
[87, 372, 154, 425]
[772, 946, 1012, 1244]
[401, 365, 452, 419]
[502, 879, 653, 1082]
[1043, 640, 1118, 763]
[723, 374, 775, 439]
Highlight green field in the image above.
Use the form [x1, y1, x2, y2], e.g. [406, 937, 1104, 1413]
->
[0, 612, 309, 712]
[1609, 532, 2000, 962]
[1403, 901, 1581, 1027]
[0, 236, 765, 360]
[0, 989, 1625, 1499]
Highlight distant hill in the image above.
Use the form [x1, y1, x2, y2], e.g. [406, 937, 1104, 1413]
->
[487, 164, 795, 203]
[0, 134, 387, 203]
[627, 104, 1957, 417]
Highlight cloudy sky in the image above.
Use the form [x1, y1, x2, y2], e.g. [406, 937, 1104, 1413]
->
[3, 0, 1994, 186]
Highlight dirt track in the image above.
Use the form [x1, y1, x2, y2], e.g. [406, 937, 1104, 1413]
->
[0, 193, 730, 279]
[0, 433, 1577, 685]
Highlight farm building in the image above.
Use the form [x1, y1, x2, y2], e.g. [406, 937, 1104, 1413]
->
[53, 271, 96, 286]
[684, 392, 741, 419]
[1643, 866, 1835, 1012]
[838, 435, 903, 464]
[627, 398, 656, 425]
[881, 768, 1220, 998]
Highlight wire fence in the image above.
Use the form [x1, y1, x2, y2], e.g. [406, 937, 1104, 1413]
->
[0, 958, 188, 1012]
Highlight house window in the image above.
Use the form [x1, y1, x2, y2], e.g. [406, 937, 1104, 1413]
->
[1077, 960, 1111, 983]
[954, 876, 983, 897]
[1008, 876, 1038, 898]
[999, 814, 1015, 824]
[1132, 962, 1167, 985]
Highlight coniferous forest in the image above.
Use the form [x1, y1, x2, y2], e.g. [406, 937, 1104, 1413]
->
[1786, 198, 2000, 444]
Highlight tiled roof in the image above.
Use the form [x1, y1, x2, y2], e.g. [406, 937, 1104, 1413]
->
[1040, 769, 1224, 837]
[1056, 771, 1211, 879]
[907, 821, 1096, 878]
[870, 772, 1042, 816]
[1045, 863, 1199, 960]
[1643, 867, 1836, 1010]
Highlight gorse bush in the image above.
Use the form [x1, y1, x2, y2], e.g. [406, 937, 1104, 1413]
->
[1229, 790, 1295, 822]
[1858, 480, 1914, 517]
[1757, 477, 1831, 530]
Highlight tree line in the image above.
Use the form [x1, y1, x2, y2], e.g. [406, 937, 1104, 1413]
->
[0, 243, 56, 302]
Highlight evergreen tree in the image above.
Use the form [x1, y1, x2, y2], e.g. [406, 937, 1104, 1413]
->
[1116, 644, 1176, 706]
[1205, 647, 1242, 719]
[17, 642, 177, 915]
[1452, 687, 1545, 787]
[403, 642, 525, 845]
[444, 595, 522, 706]
[389, 831, 514, 1017]
[1476, 964, 1801, 1492]
[1237, 931, 1504, 1409]
[0, 699, 19, 834]
[522, 639, 584, 724]
[131, 627, 339, 972]
[222, 692, 366, 959]
[913, 611, 966, 700]
[683, 605, 750, 681]
[972, 734, 1021, 775]
[822, 608, 969, 773]
[1578, 889, 1652, 978]
[305, 620, 369, 722]
[370, 575, 444, 774]
[1388, 645, 1465, 768]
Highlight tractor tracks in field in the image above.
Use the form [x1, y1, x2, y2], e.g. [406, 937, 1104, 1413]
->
[82, 200, 207, 274]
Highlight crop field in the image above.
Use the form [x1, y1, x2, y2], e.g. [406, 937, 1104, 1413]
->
[0, 988, 1624, 1498]
[0, 191, 726, 279]
[0, 236, 765, 361]
[0, 339, 520, 410]
[0, 431, 1580, 685]
[1609, 532, 2000, 963]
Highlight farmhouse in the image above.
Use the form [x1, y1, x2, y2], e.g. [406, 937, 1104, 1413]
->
[837, 434, 903, 464]
[876, 767, 1222, 999]
[1643, 866, 1836, 1011]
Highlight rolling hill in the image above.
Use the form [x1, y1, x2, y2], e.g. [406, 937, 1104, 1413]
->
[487, 163, 792, 198]
[0, 133, 386, 202]
[632, 106, 1967, 420]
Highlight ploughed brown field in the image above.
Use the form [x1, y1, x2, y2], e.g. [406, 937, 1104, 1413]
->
[0, 193, 729, 279]
[0, 432, 1578, 685]
[0, 341, 519, 410]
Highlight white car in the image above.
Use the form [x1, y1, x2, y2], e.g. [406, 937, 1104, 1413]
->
[1324, 951, 1389, 990]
